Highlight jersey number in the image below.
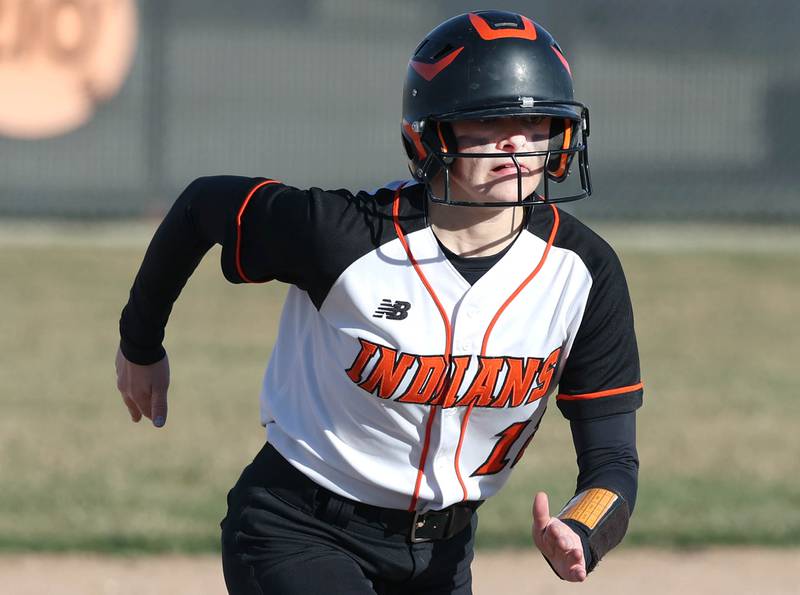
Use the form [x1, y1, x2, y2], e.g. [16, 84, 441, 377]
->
[471, 420, 539, 476]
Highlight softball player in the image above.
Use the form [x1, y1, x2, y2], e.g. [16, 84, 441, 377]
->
[116, 11, 642, 594]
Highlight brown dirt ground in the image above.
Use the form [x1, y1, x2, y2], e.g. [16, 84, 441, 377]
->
[1, 548, 797, 594]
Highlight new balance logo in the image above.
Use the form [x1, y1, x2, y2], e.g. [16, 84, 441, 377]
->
[373, 299, 411, 320]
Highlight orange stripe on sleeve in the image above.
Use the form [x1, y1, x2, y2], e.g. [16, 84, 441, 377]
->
[235, 179, 280, 283]
[557, 382, 643, 401]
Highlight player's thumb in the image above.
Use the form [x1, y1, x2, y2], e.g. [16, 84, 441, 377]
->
[532, 491, 551, 535]
[150, 391, 168, 428]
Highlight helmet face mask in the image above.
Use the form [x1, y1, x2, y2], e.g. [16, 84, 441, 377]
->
[402, 11, 592, 207]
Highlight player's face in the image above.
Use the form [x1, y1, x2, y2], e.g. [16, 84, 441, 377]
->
[444, 116, 551, 204]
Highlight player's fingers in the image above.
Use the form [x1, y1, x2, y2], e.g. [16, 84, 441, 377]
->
[550, 521, 583, 558]
[565, 545, 587, 582]
[544, 521, 586, 581]
[567, 563, 587, 582]
[566, 541, 583, 560]
[150, 390, 168, 428]
[541, 523, 568, 561]
[116, 347, 142, 422]
[562, 545, 584, 572]
[130, 389, 152, 421]
[544, 542, 584, 582]
[116, 371, 139, 423]
[121, 393, 142, 422]
[532, 491, 551, 536]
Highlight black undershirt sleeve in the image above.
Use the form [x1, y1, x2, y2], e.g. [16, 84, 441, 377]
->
[560, 410, 639, 570]
[119, 175, 394, 364]
[118, 176, 260, 364]
[570, 411, 638, 512]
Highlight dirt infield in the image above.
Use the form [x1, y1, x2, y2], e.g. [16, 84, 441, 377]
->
[1, 549, 797, 594]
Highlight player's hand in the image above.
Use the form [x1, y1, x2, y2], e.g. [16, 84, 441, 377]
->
[115, 346, 170, 427]
[532, 491, 587, 582]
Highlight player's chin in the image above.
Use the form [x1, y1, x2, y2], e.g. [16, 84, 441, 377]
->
[479, 174, 540, 203]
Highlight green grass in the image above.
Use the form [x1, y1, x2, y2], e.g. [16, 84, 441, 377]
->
[1, 224, 798, 553]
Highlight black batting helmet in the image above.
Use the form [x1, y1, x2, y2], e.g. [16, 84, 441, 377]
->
[401, 11, 591, 206]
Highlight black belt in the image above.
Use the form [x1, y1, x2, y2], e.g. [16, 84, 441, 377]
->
[338, 492, 480, 543]
[255, 443, 481, 543]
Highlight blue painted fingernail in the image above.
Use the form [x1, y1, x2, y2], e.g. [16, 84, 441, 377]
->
[154, 416, 165, 427]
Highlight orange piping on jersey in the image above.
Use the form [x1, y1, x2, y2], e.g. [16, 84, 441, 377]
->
[436, 121, 449, 153]
[480, 205, 560, 355]
[551, 45, 572, 77]
[411, 402, 440, 510]
[235, 179, 281, 283]
[410, 46, 464, 82]
[469, 13, 537, 41]
[557, 382, 643, 401]
[453, 205, 561, 502]
[550, 119, 572, 179]
[392, 183, 453, 511]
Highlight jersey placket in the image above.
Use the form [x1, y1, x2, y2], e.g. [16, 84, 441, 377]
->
[449, 209, 560, 502]
[392, 185, 561, 509]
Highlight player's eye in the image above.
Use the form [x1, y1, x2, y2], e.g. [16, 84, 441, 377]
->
[454, 134, 487, 147]
[522, 116, 546, 126]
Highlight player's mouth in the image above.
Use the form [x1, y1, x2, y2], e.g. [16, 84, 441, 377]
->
[489, 162, 529, 176]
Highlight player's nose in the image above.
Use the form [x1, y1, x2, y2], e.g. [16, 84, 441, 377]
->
[497, 130, 528, 153]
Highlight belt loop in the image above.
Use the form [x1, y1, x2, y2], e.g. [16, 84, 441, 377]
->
[320, 491, 355, 529]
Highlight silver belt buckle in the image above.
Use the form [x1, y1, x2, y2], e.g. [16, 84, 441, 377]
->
[409, 510, 432, 543]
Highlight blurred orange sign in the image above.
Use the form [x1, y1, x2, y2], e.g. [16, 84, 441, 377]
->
[0, 0, 138, 139]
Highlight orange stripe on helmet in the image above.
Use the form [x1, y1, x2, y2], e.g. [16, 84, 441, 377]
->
[402, 119, 427, 161]
[469, 13, 537, 41]
[550, 119, 572, 179]
[409, 46, 464, 82]
[436, 121, 449, 153]
[550, 45, 572, 77]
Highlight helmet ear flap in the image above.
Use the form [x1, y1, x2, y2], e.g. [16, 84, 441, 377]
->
[421, 120, 457, 161]
[546, 118, 578, 182]
[401, 133, 416, 162]
[402, 119, 429, 180]
[411, 120, 457, 182]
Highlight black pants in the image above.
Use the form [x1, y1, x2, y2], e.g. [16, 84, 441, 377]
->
[220, 443, 477, 595]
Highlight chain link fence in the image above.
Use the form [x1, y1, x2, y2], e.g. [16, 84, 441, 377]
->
[1, 0, 796, 220]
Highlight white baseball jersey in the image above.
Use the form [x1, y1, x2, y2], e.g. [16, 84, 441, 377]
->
[219, 178, 642, 512]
